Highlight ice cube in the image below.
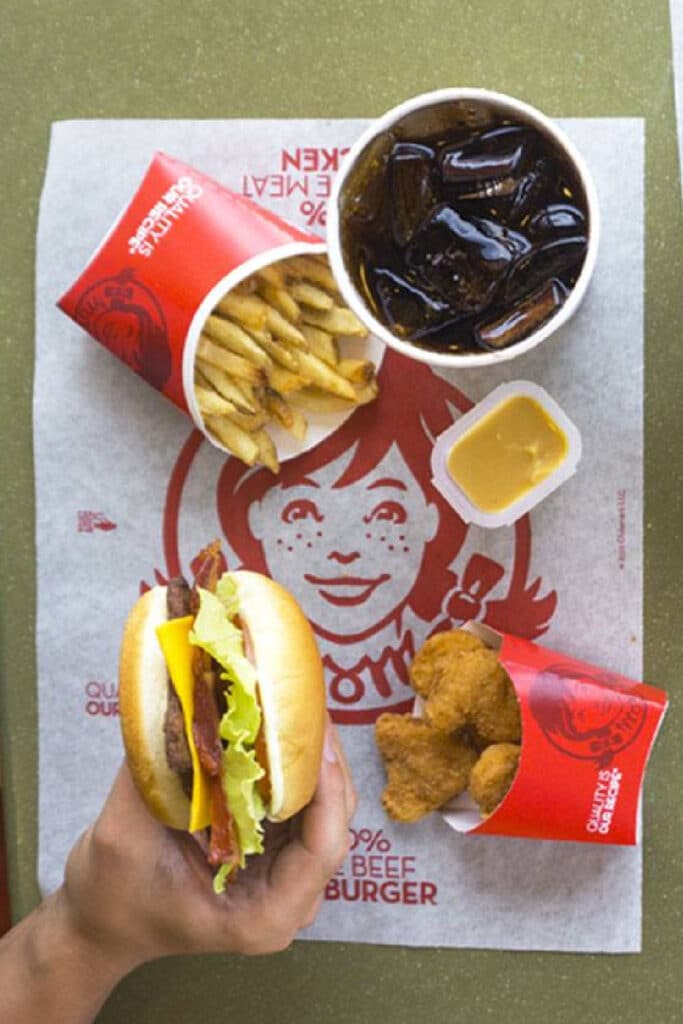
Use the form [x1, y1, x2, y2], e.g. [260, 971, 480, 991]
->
[368, 265, 452, 336]
[342, 130, 394, 226]
[406, 204, 530, 313]
[390, 142, 437, 247]
[508, 158, 553, 223]
[439, 125, 532, 190]
[528, 202, 586, 238]
[504, 235, 587, 301]
[474, 279, 569, 349]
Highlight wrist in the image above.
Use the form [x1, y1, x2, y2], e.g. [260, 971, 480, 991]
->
[0, 887, 136, 1024]
[42, 886, 139, 990]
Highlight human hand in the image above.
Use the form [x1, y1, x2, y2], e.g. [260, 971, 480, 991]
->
[61, 717, 355, 974]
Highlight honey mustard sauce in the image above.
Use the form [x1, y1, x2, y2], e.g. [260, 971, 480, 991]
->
[446, 394, 569, 513]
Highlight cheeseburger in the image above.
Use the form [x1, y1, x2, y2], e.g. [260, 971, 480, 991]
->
[119, 542, 326, 892]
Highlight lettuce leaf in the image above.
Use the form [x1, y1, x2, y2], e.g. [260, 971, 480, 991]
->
[216, 573, 241, 621]
[219, 672, 265, 858]
[190, 586, 255, 695]
[190, 584, 267, 893]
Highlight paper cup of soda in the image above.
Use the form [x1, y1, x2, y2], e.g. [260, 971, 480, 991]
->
[58, 152, 324, 454]
[327, 88, 600, 368]
[434, 624, 668, 845]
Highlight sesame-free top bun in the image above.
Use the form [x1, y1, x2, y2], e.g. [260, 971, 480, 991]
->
[229, 570, 326, 821]
[118, 586, 191, 831]
[118, 573, 326, 831]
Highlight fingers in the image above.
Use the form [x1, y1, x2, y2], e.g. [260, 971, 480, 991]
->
[300, 726, 353, 873]
[325, 717, 358, 821]
[266, 720, 354, 923]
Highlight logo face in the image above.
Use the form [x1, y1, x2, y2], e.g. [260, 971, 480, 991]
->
[74, 268, 172, 391]
[154, 349, 558, 724]
[528, 663, 647, 765]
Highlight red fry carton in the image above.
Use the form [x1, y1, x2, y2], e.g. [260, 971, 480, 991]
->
[58, 152, 321, 437]
[441, 624, 668, 845]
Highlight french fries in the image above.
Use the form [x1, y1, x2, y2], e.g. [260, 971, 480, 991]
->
[337, 358, 376, 385]
[295, 351, 357, 401]
[203, 316, 271, 368]
[288, 380, 379, 414]
[196, 362, 260, 413]
[301, 305, 368, 337]
[301, 325, 339, 367]
[193, 252, 377, 472]
[265, 390, 308, 441]
[290, 281, 334, 310]
[260, 282, 300, 323]
[196, 336, 265, 384]
[203, 415, 260, 466]
[216, 292, 268, 330]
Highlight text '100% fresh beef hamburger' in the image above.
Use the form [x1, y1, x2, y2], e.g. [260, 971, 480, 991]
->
[118, 541, 326, 892]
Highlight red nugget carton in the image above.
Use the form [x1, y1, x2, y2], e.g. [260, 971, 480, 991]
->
[441, 624, 667, 845]
[58, 152, 321, 445]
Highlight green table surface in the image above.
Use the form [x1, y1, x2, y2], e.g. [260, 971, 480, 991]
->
[1, 1, 682, 1021]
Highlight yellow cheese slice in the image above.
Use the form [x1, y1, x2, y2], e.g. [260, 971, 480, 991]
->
[156, 615, 212, 832]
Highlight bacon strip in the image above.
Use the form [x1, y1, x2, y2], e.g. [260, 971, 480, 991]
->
[192, 664, 239, 867]
[208, 776, 239, 869]
[192, 661, 223, 777]
[191, 539, 225, 593]
[188, 548, 239, 869]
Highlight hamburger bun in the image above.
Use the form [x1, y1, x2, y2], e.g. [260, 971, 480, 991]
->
[119, 571, 326, 833]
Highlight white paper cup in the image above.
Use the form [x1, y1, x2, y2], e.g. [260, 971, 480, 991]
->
[327, 88, 600, 369]
[182, 240, 326, 454]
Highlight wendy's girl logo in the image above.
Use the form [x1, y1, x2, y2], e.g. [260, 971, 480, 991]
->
[528, 663, 648, 765]
[153, 349, 558, 724]
[74, 269, 172, 391]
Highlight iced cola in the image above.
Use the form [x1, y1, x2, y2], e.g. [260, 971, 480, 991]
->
[340, 116, 589, 354]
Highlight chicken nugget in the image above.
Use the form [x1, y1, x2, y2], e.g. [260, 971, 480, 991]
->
[423, 647, 497, 733]
[408, 629, 484, 697]
[469, 743, 521, 815]
[375, 713, 477, 822]
[424, 648, 521, 743]
[470, 661, 522, 744]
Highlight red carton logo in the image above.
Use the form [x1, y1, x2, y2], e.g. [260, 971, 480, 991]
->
[74, 269, 171, 391]
[528, 662, 647, 764]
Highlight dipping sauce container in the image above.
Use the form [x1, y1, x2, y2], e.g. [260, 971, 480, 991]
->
[431, 381, 582, 527]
